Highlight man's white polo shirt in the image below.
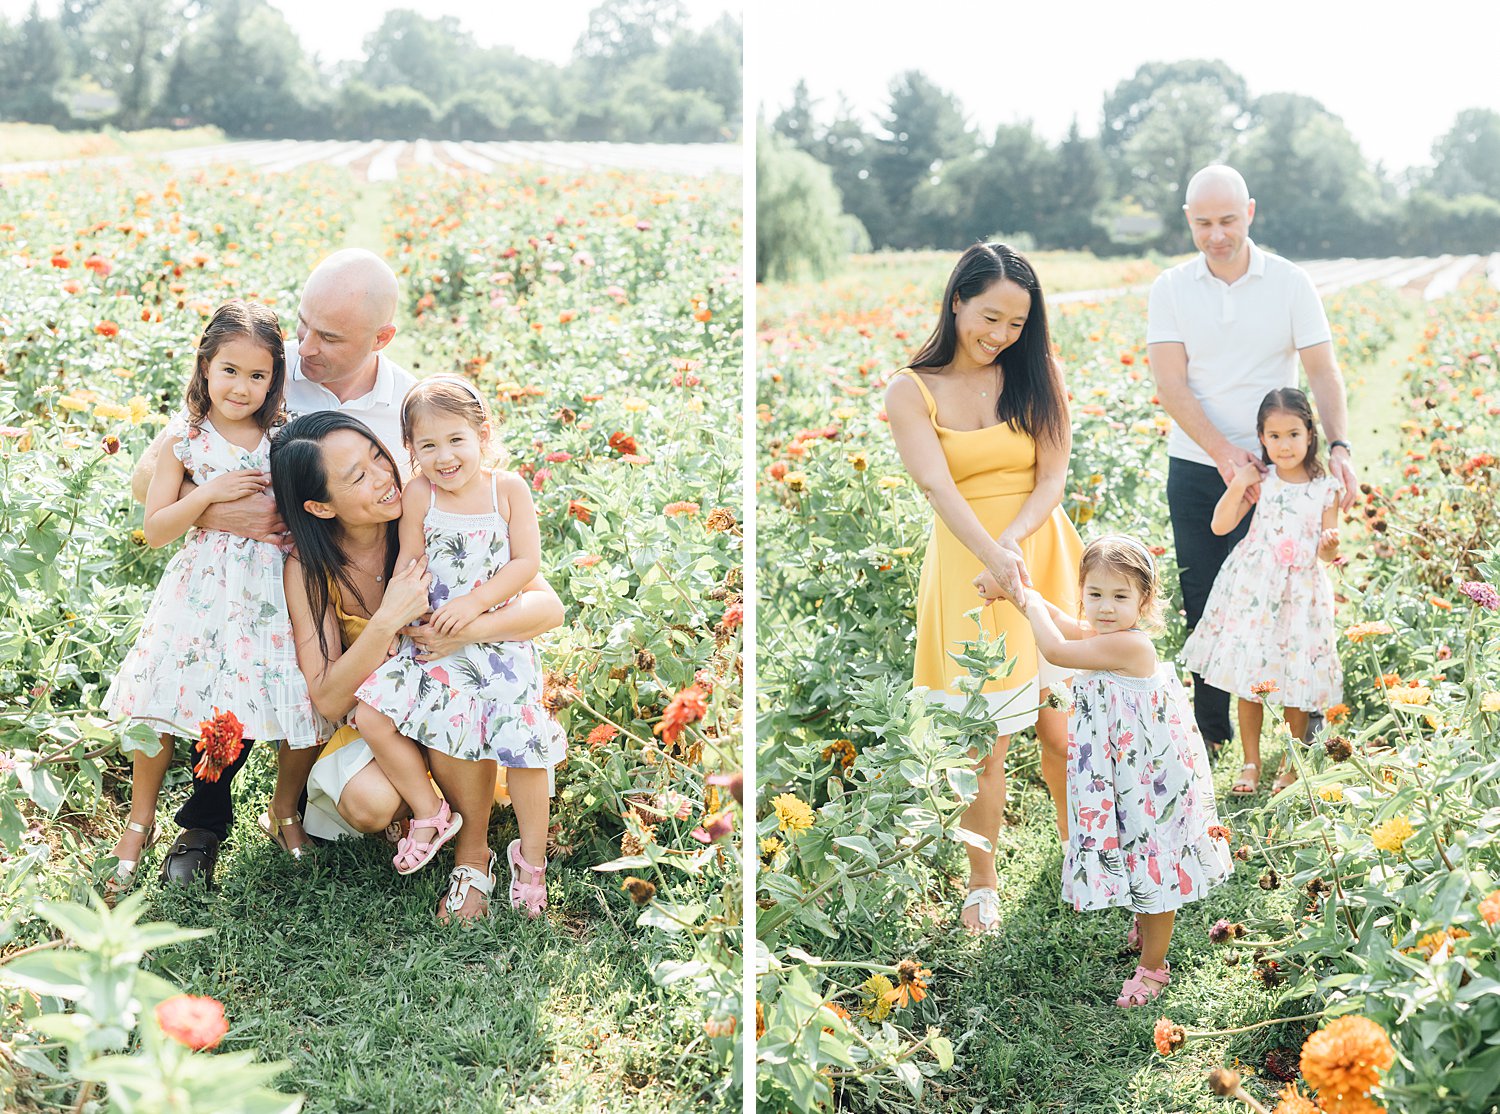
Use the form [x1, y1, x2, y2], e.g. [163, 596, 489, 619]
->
[1146, 240, 1331, 468]
[283, 349, 417, 479]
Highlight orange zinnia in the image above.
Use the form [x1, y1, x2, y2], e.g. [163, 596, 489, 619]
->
[1299, 1016, 1393, 1108]
[883, 959, 931, 1008]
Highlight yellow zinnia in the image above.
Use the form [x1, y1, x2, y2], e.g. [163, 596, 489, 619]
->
[1481, 692, 1500, 713]
[771, 793, 814, 833]
[858, 974, 894, 1021]
[1371, 815, 1415, 853]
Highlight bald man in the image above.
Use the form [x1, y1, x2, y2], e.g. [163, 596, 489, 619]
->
[1147, 165, 1357, 775]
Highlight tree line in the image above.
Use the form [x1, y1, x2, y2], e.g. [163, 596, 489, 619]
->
[760, 60, 1500, 281]
[0, 0, 740, 144]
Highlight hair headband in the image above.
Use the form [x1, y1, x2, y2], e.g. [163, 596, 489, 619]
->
[1092, 534, 1156, 572]
[416, 374, 486, 406]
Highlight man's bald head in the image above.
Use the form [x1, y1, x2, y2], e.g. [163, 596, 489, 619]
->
[1184, 165, 1251, 209]
[296, 249, 400, 397]
[303, 249, 399, 334]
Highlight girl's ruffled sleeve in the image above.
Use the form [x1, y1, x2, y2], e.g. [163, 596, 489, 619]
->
[165, 411, 194, 473]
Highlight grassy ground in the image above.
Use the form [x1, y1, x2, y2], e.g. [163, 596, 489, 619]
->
[0, 122, 225, 163]
[126, 748, 717, 1113]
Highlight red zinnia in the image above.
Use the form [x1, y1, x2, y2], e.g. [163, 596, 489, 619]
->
[654, 684, 708, 746]
[83, 254, 112, 276]
[608, 431, 639, 456]
[95, 321, 120, 337]
[568, 500, 592, 524]
[193, 709, 245, 783]
[719, 601, 743, 631]
[155, 995, 228, 1050]
[586, 723, 619, 748]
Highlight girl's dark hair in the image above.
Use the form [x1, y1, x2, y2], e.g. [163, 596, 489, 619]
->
[1079, 535, 1164, 634]
[186, 299, 287, 431]
[269, 412, 401, 661]
[1256, 387, 1324, 479]
[909, 242, 1067, 446]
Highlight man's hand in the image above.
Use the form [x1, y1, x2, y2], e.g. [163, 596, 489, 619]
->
[1329, 447, 1358, 511]
[1216, 446, 1265, 504]
[197, 490, 286, 544]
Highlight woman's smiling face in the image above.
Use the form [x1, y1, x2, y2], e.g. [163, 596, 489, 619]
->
[310, 428, 401, 525]
[953, 278, 1030, 368]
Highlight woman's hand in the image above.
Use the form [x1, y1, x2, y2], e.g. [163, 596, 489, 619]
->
[983, 536, 1031, 603]
[199, 468, 270, 504]
[373, 556, 432, 630]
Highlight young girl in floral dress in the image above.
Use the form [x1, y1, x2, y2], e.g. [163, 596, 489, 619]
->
[104, 300, 320, 897]
[1180, 388, 1344, 795]
[1015, 535, 1233, 1007]
[354, 377, 564, 916]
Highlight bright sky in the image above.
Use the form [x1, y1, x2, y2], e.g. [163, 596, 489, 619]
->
[752, 0, 1500, 174]
[1, 0, 738, 66]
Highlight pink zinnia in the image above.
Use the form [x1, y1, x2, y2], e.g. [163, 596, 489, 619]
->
[1459, 581, 1499, 611]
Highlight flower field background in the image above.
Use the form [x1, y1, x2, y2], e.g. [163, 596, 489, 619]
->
[0, 156, 742, 1112]
[756, 253, 1500, 1113]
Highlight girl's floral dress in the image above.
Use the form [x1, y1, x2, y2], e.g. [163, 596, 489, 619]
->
[354, 474, 565, 768]
[105, 413, 320, 747]
[1181, 471, 1344, 710]
[1064, 665, 1233, 914]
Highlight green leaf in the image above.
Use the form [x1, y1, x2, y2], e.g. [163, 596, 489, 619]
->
[636, 901, 704, 933]
[931, 1034, 954, 1071]
[1, 951, 88, 998]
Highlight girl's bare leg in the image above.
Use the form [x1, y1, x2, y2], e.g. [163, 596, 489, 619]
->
[426, 750, 498, 922]
[356, 701, 443, 843]
[111, 733, 174, 859]
[1036, 693, 1069, 842]
[506, 768, 550, 878]
[1237, 698, 1265, 771]
[1136, 910, 1176, 989]
[269, 742, 320, 853]
[960, 732, 1010, 932]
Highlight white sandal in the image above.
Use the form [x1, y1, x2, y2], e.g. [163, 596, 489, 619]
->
[960, 886, 1000, 934]
[103, 820, 156, 904]
[439, 850, 496, 923]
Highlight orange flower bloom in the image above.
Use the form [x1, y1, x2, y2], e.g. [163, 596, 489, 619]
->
[664, 501, 700, 517]
[1272, 1085, 1320, 1114]
[568, 500, 591, 524]
[1344, 621, 1394, 643]
[653, 684, 708, 746]
[585, 723, 618, 748]
[884, 959, 931, 1007]
[1326, 703, 1351, 724]
[1154, 1017, 1186, 1055]
[95, 320, 120, 337]
[1480, 890, 1500, 926]
[1299, 1016, 1393, 1107]
[694, 308, 712, 322]
[608, 431, 639, 456]
[1251, 680, 1278, 696]
[193, 709, 244, 782]
[155, 995, 228, 1050]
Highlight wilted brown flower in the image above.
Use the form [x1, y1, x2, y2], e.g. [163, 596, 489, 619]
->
[621, 876, 656, 904]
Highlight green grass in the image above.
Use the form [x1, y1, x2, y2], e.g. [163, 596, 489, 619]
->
[127, 750, 725, 1113]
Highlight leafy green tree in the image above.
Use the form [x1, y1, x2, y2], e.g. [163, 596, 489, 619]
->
[772, 79, 818, 155]
[872, 71, 976, 248]
[0, 3, 71, 124]
[1401, 190, 1500, 253]
[1121, 80, 1239, 240]
[1429, 108, 1500, 202]
[815, 99, 892, 252]
[574, 0, 685, 75]
[159, 0, 315, 136]
[334, 80, 436, 139]
[1100, 59, 1249, 161]
[1042, 120, 1110, 249]
[756, 124, 851, 282]
[918, 122, 1056, 249]
[662, 14, 739, 124]
[83, 0, 180, 129]
[361, 10, 475, 108]
[1237, 93, 1384, 256]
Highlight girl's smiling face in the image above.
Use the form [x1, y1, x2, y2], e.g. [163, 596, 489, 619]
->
[409, 411, 490, 494]
[1082, 566, 1145, 633]
[1260, 408, 1311, 472]
[204, 335, 275, 424]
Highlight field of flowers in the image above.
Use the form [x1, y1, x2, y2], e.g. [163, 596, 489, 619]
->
[0, 158, 742, 1112]
[755, 255, 1496, 1113]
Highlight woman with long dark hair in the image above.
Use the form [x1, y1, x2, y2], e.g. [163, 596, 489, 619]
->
[271, 411, 564, 922]
[885, 242, 1084, 934]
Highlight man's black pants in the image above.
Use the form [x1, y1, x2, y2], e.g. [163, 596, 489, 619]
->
[1167, 458, 1254, 745]
[173, 739, 256, 841]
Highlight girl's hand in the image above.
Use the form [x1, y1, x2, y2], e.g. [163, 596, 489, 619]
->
[374, 557, 433, 629]
[973, 570, 1006, 601]
[385, 635, 402, 660]
[1233, 461, 1263, 489]
[430, 595, 487, 636]
[1317, 527, 1340, 560]
[199, 468, 270, 504]
[404, 622, 468, 664]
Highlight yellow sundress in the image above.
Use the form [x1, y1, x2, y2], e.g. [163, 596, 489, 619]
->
[896, 368, 1085, 734]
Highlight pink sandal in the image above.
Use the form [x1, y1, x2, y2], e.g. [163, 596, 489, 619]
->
[392, 801, 463, 875]
[1116, 963, 1170, 1008]
[507, 838, 548, 918]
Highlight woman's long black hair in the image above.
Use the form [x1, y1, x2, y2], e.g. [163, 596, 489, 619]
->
[909, 242, 1067, 446]
[270, 411, 402, 661]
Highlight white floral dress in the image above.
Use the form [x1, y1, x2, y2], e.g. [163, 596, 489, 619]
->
[104, 413, 321, 747]
[1180, 472, 1344, 710]
[1064, 665, 1233, 914]
[354, 474, 565, 768]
